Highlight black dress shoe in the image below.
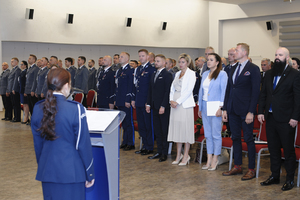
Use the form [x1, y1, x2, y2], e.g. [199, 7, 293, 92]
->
[148, 153, 161, 159]
[281, 180, 294, 191]
[120, 144, 127, 149]
[1, 117, 6, 120]
[21, 119, 30, 124]
[11, 119, 21, 122]
[159, 155, 167, 162]
[135, 149, 146, 154]
[141, 150, 153, 155]
[123, 145, 135, 151]
[260, 176, 280, 186]
[5, 118, 12, 121]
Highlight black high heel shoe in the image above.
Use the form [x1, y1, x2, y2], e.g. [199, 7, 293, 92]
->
[22, 119, 30, 124]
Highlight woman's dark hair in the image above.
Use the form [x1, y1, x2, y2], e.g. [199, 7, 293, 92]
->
[22, 60, 28, 69]
[209, 53, 222, 80]
[38, 68, 71, 141]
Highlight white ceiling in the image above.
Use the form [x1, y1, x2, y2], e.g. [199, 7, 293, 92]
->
[204, 0, 290, 5]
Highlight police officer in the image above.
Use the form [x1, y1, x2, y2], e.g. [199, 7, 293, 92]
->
[32, 57, 49, 101]
[31, 68, 94, 200]
[115, 52, 135, 151]
[65, 57, 77, 87]
[96, 55, 115, 109]
[74, 56, 89, 107]
[132, 49, 156, 155]
[87, 59, 97, 91]
[0, 62, 12, 120]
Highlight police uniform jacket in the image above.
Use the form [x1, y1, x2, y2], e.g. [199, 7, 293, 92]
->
[97, 66, 116, 106]
[66, 66, 77, 88]
[24, 64, 39, 94]
[33, 67, 49, 95]
[18, 69, 27, 94]
[0, 69, 10, 95]
[7, 66, 21, 93]
[74, 65, 89, 94]
[132, 62, 156, 107]
[115, 64, 134, 106]
[31, 94, 95, 183]
[87, 67, 97, 91]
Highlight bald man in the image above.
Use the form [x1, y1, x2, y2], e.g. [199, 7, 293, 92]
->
[0, 62, 12, 120]
[96, 55, 115, 109]
[201, 47, 215, 76]
[258, 47, 300, 191]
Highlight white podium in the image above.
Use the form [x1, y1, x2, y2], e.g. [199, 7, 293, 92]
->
[85, 109, 125, 200]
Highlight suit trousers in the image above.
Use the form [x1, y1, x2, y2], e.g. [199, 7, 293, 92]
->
[266, 113, 296, 181]
[136, 106, 154, 150]
[11, 92, 21, 121]
[26, 94, 38, 115]
[201, 100, 222, 155]
[152, 108, 170, 155]
[98, 104, 109, 109]
[118, 106, 134, 146]
[82, 94, 87, 108]
[1, 94, 12, 119]
[42, 182, 85, 200]
[229, 112, 256, 169]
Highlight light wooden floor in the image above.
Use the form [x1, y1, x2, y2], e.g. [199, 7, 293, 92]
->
[0, 111, 299, 200]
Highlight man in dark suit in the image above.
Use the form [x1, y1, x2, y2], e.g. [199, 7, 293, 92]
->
[222, 43, 261, 180]
[260, 58, 271, 89]
[96, 57, 104, 79]
[7, 57, 22, 122]
[115, 52, 135, 151]
[258, 47, 300, 191]
[96, 55, 115, 109]
[65, 57, 77, 87]
[87, 59, 97, 91]
[74, 56, 89, 107]
[146, 54, 173, 162]
[111, 54, 121, 71]
[132, 49, 156, 155]
[33, 57, 49, 101]
[1, 62, 12, 120]
[24, 54, 39, 118]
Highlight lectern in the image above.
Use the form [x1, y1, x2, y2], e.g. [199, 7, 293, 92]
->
[85, 109, 125, 200]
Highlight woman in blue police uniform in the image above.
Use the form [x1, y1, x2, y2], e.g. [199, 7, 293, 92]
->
[31, 68, 95, 200]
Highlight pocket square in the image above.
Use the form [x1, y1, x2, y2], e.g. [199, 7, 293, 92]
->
[158, 77, 163, 79]
[244, 71, 250, 76]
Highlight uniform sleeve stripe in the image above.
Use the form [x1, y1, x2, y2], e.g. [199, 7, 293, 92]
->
[76, 104, 81, 150]
[86, 159, 93, 171]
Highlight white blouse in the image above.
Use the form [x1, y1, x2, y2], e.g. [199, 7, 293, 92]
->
[202, 76, 211, 101]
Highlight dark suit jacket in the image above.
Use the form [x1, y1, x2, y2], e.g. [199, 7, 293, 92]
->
[24, 64, 39, 94]
[223, 61, 261, 116]
[147, 68, 173, 110]
[87, 67, 97, 91]
[258, 66, 300, 122]
[74, 65, 89, 94]
[115, 64, 134, 106]
[7, 66, 21, 93]
[132, 62, 156, 107]
[96, 67, 116, 106]
[19, 69, 27, 94]
[66, 66, 77, 88]
[33, 67, 49, 95]
[0, 69, 10, 95]
[193, 71, 201, 103]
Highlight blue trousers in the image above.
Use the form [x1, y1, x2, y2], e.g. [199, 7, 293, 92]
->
[136, 106, 154, 150]
[42, 182, 85, 200]
[118, 106, 135, 146]
[201, 100, 222, 155]
[229, 112, 256, 169]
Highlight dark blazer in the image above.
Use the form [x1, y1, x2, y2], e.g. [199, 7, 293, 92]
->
[33, 67, 49, 95]
[224, 63, 238, 77]
[111, 63, 121, 72]
[193, 71, 201, 103]
[74, 65, 89, 94]
[132, 62, 156, 107]
[24, 64, 39, 94]
[223, 61, 261, 116]
[147, 68, 173, 110]
[87, 67, 97, 91]
[115, 64, 134, 107]
[0, 69, 10, 94]
[19, 69, 27, 94]
[31, 94, 94, 183]
[258, 66, 300, 122]
[7, 66, 21, 93]
[66, 66, 77, 88]
[41, 70, 51, 95]
[96, 67, 116, 107]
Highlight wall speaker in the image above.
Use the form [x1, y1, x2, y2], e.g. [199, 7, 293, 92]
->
[266, 21, 273, 30]
[25, 8, 34, 20]
[162, 22, 167, 30]
[126, 18, 132, 27]
[67, 14, 74, 24]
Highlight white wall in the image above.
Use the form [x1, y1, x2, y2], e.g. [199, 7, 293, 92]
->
[0, 0, 209, 48]
[209, 1, 300, 66]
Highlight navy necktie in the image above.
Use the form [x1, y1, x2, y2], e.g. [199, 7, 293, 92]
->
[234, 64, 241, 84]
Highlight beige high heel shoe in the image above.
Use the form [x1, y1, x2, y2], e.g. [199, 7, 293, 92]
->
[202, 163, 211, 170]
[178, 155, 190, 166]
[172, 154, 183, 165]
[208, 160, 219, 171]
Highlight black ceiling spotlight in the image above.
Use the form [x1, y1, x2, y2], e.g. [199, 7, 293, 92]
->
[25, 8, 34, 20]
[266, 21, 273, 30]
[67, 14, 74, 24]
[126, 17, 132, 27]
[162, 22, 167, 30]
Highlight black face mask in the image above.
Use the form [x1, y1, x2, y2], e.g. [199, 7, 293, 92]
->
[272, 58, 286, 76]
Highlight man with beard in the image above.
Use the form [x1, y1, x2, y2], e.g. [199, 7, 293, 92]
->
[258, 47, 300, 191]
[87, 59, 97, 91]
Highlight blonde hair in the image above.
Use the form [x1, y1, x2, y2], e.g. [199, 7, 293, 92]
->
[237, 43, 250, 56]
[178, 53, 193, 70]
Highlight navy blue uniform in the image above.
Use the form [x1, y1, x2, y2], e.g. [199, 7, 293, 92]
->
[115, 64, 135, 146]
[25, 64, 39, 115]
[88, 67, 97, 91]
[66, 66, 77, 88]
[96, 67, 115, 108]
[132, 62, 156, 151]
[18, 69, 27, 104]
[31, 94, 94, 200]
[193, 71, 201, 103]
